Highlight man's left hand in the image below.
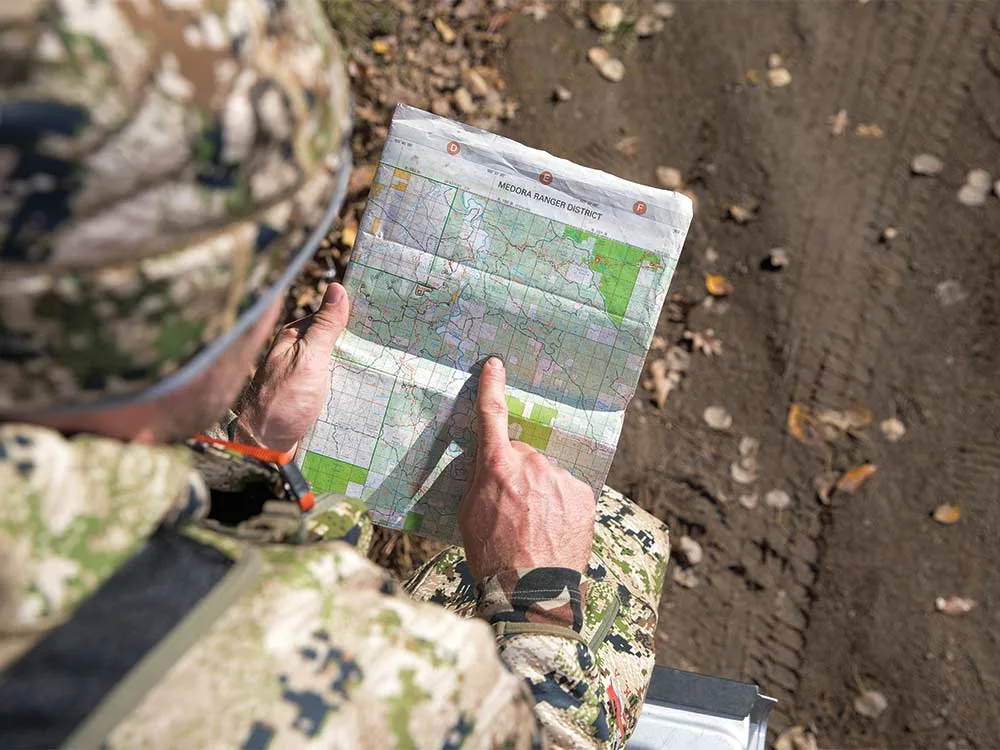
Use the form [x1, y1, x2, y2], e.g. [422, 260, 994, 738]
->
[235, 283, 350, 454]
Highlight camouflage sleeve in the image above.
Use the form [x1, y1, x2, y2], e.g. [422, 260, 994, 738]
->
[477, 568, 619, 748]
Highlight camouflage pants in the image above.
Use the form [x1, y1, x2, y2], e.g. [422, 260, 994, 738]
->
[404, 486, 669, 741]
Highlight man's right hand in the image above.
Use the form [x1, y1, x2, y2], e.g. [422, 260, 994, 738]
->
[457, 357, 596, 582]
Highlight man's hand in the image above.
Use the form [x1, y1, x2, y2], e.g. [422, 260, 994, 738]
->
[458, 357, 596, 581]
[235, 283, 350, 454]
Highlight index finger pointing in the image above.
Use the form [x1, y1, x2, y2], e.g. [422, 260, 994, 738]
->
[475, 357, 511, 463]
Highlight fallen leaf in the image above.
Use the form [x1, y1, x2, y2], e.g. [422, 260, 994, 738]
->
[911, 153, 944, 176]
[967, 168, 992, 191]
[645, 359, 680, 408]
[856, 123, 885, 138]
[835, 463, 878, 494]
[766, 247, 790, 269]
[765, 489, 792, 510]
[652, 2, 676, 19]
[936, 279, 968, 307]
[726, 204, 755, 224]
[676, 535, 703, 565]
[731, 460, 758, 485]
[635, 14, 665, 37]
[589, 2, 624, 31]
[650, 335, 668, 352]
[775, 725, 818, 750]
[767, 67, 792, 87]
[615, 135, 640, 158]
[703, 405, 733, 431]
[664, 345, 691, 373]
[880, 417, 906, 442]
[738, 435, 760, 459]
[957, 183, 987, 207]
[814, 470, 839, 505]
[371, 38, 392, 56]
[434, 17, 457, 44]
[830, 108, 848, 136]
[932, 503, 961, 525]
[935, 596, 975, 616]
[818, 403, 873, 433]
[745, 69, 761, 85]
[656, 166, 684, 190]
[672, 567, 699, 588]
[552, 84, 572, 102]
[787, 403, 826, 447]
[705, 274, 734, 297]
[879, 226, 899, 243]
[684, 328, 723, 357]
[341, 226, 358, 249]
[854, 689, 889, 718]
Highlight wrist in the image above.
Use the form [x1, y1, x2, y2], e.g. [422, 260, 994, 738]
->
[477, 567, 585, 633]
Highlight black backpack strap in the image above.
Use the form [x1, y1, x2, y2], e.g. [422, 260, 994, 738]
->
[0, 527, 260, 749]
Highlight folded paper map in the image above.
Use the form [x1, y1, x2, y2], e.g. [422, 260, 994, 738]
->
[298, 105, 692, 543]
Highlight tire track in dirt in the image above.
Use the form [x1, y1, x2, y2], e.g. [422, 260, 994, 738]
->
[758, 0, 992, 733]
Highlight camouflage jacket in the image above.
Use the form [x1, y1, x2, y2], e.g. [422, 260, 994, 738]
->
[0, 424, 665, 748]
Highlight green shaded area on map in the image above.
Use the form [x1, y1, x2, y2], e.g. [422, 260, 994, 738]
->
[301, 451, 369, 494]
[506, 395, 557, 451]
[564, 227, 660, 325]
[403, 512, 424, 532]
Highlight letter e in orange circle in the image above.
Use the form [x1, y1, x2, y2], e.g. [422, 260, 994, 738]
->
[539, 171, 553, 185]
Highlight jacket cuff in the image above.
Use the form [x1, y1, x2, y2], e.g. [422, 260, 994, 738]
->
[477, 568, 585, 633]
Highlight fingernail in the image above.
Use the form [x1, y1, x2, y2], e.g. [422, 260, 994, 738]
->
[325, 283, 344, 305]
[486, 355, 504, 370]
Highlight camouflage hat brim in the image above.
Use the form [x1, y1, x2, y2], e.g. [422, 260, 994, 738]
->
[0, 141, 350, 415]
[0, 0, 354, 412]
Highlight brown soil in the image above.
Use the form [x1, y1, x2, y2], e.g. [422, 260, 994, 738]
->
[497, 2, 1000, 747]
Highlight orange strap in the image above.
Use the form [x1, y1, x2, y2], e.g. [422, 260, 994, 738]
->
[191, 434, 296, 465]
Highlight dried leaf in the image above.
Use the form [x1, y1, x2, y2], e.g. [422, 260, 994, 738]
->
[676, 535, 703, 566]
[589, 2, 624, 31]
[726, 204, 755, 224]
[880, 417, 906, 442]
[645, 359, 680, 408]
[635, 14, 665, 37]
[835, 463, 878, 495]
[341, 226, 358, 249]
[684, 328, 723, 357]
[935, 596, 976, 616]
[745, 69, 761, 86]
[830, 108, 848, 136]
[656, 166, 683, 191]
[650, 335, 668, 352]
[856, 123, 884, 138]
[932, 503, 961, 525]
[854, 689, 889, 718]
[765, 489, 792, 510]
[703, 405, 733, 431]
[615, 135, 640, 158]
[911, 153, 944, 176]
[672, 567, 699, 588]
[664, 346, 691, 373]
[767, 67, 792, 87]
[787, 403, 826, 447]
[433, 17, 457, 44]
[814, 470, 839, 505]
[705, 274, 734, 297]
[371, 38, 391, 56]
[731, 460, 758, 485]
[775, 726, 818, 750]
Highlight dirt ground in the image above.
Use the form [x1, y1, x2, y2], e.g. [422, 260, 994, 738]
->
[495, 1, 1000, 747]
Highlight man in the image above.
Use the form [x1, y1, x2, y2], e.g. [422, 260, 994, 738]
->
[0, 0, 670, 747]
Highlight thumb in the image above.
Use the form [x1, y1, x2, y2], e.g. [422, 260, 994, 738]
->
[475, 357, 511, 465]
[301, 282, 350, 352]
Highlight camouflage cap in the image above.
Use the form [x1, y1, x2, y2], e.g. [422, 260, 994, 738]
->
[0, 0, 352, 413]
